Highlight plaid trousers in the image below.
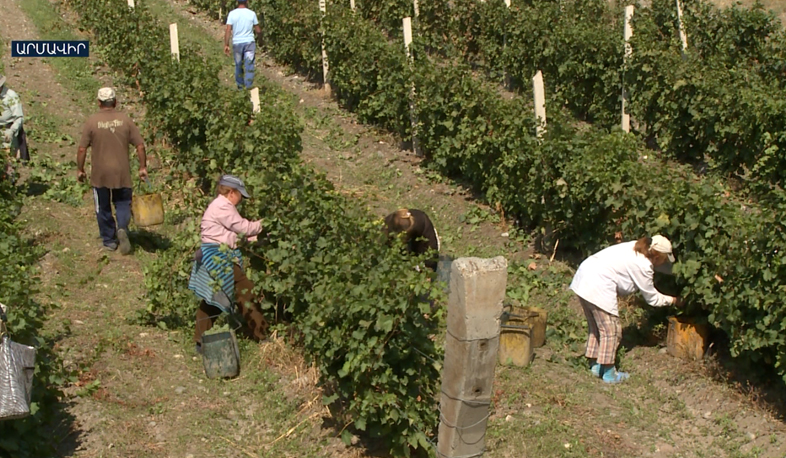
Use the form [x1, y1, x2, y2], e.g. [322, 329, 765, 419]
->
[579, 297, 622, 365]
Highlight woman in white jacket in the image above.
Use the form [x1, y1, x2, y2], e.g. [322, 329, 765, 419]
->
[570, 235, 683, 384]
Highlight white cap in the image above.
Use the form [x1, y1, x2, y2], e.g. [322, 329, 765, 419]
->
[97, 87, 116, 102]
[651, 235, 675, 263]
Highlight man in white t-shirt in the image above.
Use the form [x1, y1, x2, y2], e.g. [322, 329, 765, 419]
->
[224, 0, 262, 89]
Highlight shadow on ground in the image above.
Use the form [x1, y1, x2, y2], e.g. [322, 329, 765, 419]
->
[320, 414, 398, 458]
[130, 228, 171, 253]
[50, 401, 82, 457]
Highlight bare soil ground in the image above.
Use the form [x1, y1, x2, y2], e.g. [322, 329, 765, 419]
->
[3, 0, 786, 456]
[714, 0, 786, 23]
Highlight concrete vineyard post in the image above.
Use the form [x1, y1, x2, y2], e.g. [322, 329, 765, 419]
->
[127, 0, 134, 9]
[413, 0, 419, 17]
[437, 257, 507, 458]
[350, 0, 355, 10]
[676, 0, 688, 51]
[169, 23, 180, 62]
[621, 5, 634, 133]
[403, 17, 421, 156]
[319, 0, 331, 96]
[533, 70, 546, 138]
[250, 87, 260, 113]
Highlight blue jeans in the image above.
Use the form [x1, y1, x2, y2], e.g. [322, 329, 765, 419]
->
[93, 187, 132, 246]
[233, 42, 256, 89]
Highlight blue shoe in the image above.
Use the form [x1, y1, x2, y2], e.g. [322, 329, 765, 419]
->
[590, 362, 601, 378]
[602, 367, 630, 384]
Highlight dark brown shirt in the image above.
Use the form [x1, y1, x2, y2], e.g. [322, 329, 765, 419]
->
[78, 109, 144, 189]
[384, 208, 440, 271]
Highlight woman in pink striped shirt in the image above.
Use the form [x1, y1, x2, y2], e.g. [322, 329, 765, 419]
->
[190, 175, 267, 353]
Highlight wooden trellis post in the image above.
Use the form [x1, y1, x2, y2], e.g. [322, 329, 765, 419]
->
[250, 87, 260, 113]
[169, 23, 180, 62]
[403, 17, 421, 156]
[676, 0, 688, 52]
[319, 0, 332, 96]
[621, 5, 633, 133]
[403, 17, 413, 60]
[533, 70, 546, 138]
[503, 0, 511, 89]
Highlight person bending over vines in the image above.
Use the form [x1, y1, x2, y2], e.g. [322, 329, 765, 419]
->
[570, 235, 684, 384]
[384, 208, 440, 272]
[188, 175, 267, 354]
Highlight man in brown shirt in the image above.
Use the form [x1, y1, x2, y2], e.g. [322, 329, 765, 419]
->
[77, 88, 147, 254]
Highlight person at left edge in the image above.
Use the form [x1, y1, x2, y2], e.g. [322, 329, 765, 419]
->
[77, 87, 147, 255]
[224, 0, 262, 89]
[1, 74, 28, 180]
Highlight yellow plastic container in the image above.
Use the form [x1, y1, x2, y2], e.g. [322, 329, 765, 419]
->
[504, 305, 547, 348]
[521, 306, 547, 348]
[132, 192, 164, 227]
[499, 307, 534, 367]
[666, 316, 709, 361]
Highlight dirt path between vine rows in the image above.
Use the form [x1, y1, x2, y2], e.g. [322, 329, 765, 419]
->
[714, 0, 786, 23]
[155, 1, 786, 457]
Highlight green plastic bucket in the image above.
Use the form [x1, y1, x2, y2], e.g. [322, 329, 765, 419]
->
[201, 330, 240, 379]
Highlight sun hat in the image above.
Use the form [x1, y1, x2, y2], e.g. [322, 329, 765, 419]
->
[651, 235, 675, 263]
[0, 75, 6, 88]
[97, 87, 116, 102]
[218, 174, 251, 198]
